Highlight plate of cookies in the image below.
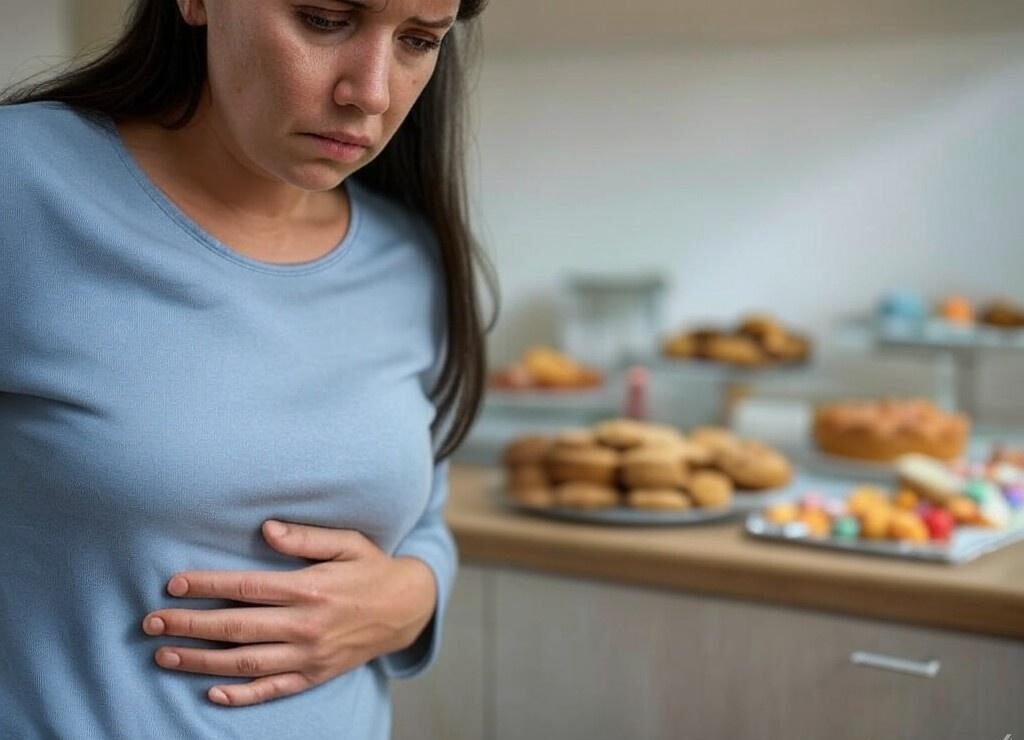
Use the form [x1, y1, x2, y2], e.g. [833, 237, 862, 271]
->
[499, 419, 799, 525]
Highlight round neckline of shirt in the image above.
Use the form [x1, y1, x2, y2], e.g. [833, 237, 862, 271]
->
[96, 112, 362, 277]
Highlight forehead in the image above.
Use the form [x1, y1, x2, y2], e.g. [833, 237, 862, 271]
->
[328, 0, 460, 21]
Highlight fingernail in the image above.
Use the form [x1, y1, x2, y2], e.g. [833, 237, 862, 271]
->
[209, 687, 230, 705]
[167, 576, 188, 597]
[265, 520, 287, 538]
[145, 617, 165, 635]
[156, 651, 180, 668]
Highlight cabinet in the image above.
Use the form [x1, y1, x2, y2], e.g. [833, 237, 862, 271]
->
[394, 566, 1024, 740]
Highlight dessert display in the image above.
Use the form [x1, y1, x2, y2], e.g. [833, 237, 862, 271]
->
[501, 420, 794, 517]
[489, 346, 603, 391]
[662, 313, 812, 368]
[812, 398, 970, 462]
[980, 299, 1024, 329]
[748, 452, 1024, 562]
[876, 292, 1024, 331]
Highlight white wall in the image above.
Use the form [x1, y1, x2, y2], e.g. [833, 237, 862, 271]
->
[0, 1, 71, 89]
[472, 30, 1024, 363]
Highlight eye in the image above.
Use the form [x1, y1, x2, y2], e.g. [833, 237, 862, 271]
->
[297, 11, 352, 33]
[402, 35, 442, 55]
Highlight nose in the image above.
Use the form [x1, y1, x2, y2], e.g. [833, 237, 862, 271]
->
[333, 35, 391, 116]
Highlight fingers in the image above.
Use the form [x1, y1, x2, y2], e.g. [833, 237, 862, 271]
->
[262, 520, 370, 562]
[163, 569, 312, 606]
[143, 607, 309, 644]
[208, 672, 318, 707]
[153, 642, 308, 680]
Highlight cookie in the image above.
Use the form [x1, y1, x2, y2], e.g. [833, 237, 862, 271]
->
[502, 436, 553, 466]
[626, 489, 692, 511]
[703, 335, 765, 367]
[896, 454, 963, 505]
[687, 470, 734, 508]
[555, 482, 620, 510]
[593, 419, 648, 450]
[509, 486, 555, 510]
[620, 446, 689, 489]
[714, 441, 792, 490]
[508, 464, 548, 490]
[546, 445, 619, 486]
[689, 426, 740, 457]
[552, 427, 596, 450]
[663, 333, 698, 358]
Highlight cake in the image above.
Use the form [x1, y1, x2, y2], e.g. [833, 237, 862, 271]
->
[813, 399, 970, 462]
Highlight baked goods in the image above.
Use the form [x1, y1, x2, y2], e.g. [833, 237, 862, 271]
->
[663, 313, 812, 368]
[626, 489, 692, 511]
[501, 419, 793, 515]
[490, 346, 603, 391]
[547, 445, 619, 486]
[554, 482, 619, 510]
[687, 471, 734, 509]
[714, 441, 793, 490]
[980, 299, 1024, 328]
[620, 446, 689, 489]
[813, 399, 970, 462]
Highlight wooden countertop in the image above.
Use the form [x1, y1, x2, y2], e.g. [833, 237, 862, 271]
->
[447, 465, 1024, 641]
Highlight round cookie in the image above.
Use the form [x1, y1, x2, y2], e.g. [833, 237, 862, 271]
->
[509, 486, 555, 510]
[552, 427, 596, 450]
[689, 426, 740, 457]
[555, 482, 620, 510]
[546, 445, 619, 486]
[714, 441, 793, 490]
[502, 435, 553, 466]
[687, 470, 734, 509]
[593, 419, 648, 450]
[620, 446, 689, 490]
[626, 489, 692, 512]
[508, 464, 548, 490]
[703, 335, 765, 367]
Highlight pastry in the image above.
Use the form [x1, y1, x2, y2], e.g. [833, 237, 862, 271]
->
[688, 426, 740, 458]
[686, 471, 734, 508]
[714, 441, 792, 490]
[626, 489, 692, 511]
[490, 346, 603, 390]
[702, 335, 765, 367]
[619, 446, 688, 490]
[502, 435, 552, 466]
[546, 445, 619, 486]
[980, 299, 1024, 328]
[552, 427, 596, 450]
[896, 453, 963, 504]
[554, 482, 620, 510]
[662, 333, 698, 358]
[508, 464, 548, 490]
[737, 313, 785, 342]
[593, 419, 649, 450]
[813, 399, 970, 462]
[939, 296, 974, 325]
[509, 486, 555, 509]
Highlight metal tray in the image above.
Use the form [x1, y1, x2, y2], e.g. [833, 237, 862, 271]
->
[745, 512, 1024, 564]
[494, 476, 802, 527]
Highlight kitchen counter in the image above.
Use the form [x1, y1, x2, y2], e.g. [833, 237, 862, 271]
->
[447, 465, 1024, 640]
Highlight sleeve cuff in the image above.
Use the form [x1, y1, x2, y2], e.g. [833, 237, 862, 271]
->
[377, 528, 458, 680]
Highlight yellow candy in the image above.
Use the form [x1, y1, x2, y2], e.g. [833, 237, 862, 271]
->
[799, 509, 832, 538]
[847, 486, 890, 518]
[894, 488, 920, 511]
[888, 511, 929, 543]
[765, 503, 800, 525]
[860, 505, 894, 540]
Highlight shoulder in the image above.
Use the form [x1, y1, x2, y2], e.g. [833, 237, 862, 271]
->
[0, 102, 112, 188]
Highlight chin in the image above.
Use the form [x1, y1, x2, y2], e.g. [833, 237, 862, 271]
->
[286, 163, 350, 192]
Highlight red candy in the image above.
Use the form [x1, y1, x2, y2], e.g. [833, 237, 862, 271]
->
[924, 508, 955, 541]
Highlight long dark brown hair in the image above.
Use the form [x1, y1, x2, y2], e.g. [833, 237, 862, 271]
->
[2, 0, 497, 460]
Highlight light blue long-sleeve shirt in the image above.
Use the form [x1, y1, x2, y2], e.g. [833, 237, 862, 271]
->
[0, 101, 457, 739]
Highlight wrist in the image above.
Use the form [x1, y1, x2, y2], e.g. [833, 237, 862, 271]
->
[391, 556, 437, 649]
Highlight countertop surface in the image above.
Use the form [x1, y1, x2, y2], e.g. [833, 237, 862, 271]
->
[447, 465, 1024, 640]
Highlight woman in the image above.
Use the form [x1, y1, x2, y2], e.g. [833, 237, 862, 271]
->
[0, 0, 494, 736]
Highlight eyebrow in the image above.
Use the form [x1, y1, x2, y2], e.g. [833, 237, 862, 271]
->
[323, 1, 455, 29]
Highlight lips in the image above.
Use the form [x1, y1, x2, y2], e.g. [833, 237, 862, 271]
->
[313, 131, 372, 148]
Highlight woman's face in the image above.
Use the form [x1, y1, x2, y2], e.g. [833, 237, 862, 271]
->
[184, 0, 459, 191]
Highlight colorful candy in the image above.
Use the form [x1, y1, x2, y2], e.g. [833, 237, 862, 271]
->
[832, 516, 860, 539]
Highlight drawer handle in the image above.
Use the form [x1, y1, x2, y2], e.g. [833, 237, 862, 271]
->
[849, 651, 941, 678]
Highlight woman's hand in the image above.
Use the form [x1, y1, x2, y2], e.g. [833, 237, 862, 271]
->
[141, 520, 437, 707]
